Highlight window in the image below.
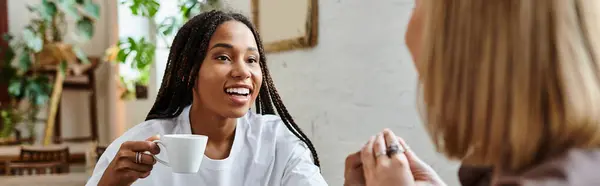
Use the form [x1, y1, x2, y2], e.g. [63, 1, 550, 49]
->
[154, 0, 179, 90]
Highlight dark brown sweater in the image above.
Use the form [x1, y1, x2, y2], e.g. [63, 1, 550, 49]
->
[458, 149, 600, 186]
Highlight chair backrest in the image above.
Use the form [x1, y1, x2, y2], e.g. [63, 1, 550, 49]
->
[13, 146, 70, 174]
[4, 161, 67, 175]
[19, 146, 70, 163]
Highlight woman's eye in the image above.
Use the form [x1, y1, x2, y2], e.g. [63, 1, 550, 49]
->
[216, 55, 230, 61]
[248, 58, 258, 63]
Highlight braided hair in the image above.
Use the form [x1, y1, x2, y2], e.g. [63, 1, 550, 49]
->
[145, 10, 320, 167]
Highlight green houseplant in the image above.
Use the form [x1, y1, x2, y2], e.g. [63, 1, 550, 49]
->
[0, 0, 100, 145]
[107, 0, 222, 100]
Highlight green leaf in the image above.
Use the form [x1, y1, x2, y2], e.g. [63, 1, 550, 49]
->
[145, 0, 160, 17]
[2, 44, 15, 64]
[26, 4, 38, 13]
[28, 81, 42, 95]
[137, 68, 150, 85]
[8, 79, 22, 97]
[22, 28, 43, 52]
[72, 45, 90, 64]
[73, 48, 90, 64]
[84, 1, 100, 19]
[26, 76, 51, 106]
[129, 5, 139, 15]
[126, 0, 160, 17]
[116, 49, 128, 63]
[0, 59, 16, 83]
[58, 0, 81, 20]
[137, 39, 155, 69]
[127, 37, 137, 50]
[75, 0, 85, 4]
[59, 60, 68, 75]
[18, 51, 32, 72]
[40, 1, 58, 22]
[125, 37, 155, 70]
[76, 17, 94, 40]
[2, 33, 13, 42]
[158, 17, 177, 36]
[35, 76, 52, 95]
[180, 1, 197, 20]
[32, 93, 49, 106]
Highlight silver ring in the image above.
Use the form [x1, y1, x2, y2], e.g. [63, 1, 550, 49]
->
[387, 144, 404, 156]
[375, 150, 387, 157]
[135, 152, 141, 164]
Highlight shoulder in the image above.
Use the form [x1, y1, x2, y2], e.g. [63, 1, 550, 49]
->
[458, 165, 493, 186]
[521, 149, 600, 186]
[495, 149, 600, 186]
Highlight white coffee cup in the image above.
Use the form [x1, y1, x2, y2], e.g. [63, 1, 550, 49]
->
[151, 134, 208, 173]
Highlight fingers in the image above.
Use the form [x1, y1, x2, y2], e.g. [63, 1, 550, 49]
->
[122, 140, 160, 155]
[145, 134, 160, 142]
[373, 133, 390, 164]
[117, 158, 154, 173]
[117, 165, 152, 181]
[118, 150, 157, 165]
[145, 135, 161, 154]
[395, 135, 420, 162]
[383, 129, 404, 159]
[344, 151, 363, 179]
[360, 136, 376, 170]
[345, 151, 362, 169]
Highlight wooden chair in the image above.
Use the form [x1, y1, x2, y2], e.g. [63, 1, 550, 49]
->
[51, 57, 101, 143]
[8, 146, 71, 174]
[4, 161, 67, 175]
[20, 146, 70, 162]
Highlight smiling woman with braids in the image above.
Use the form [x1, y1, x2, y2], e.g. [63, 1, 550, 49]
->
[86, 11, 326, 186]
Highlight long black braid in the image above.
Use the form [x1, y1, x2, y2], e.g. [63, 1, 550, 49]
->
[145, 10, 320, 167]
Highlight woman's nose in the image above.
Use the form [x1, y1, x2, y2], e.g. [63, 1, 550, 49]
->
[230, 61, 251, 79]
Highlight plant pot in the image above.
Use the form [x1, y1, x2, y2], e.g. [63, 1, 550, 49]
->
[35, 43, 78, 66]
[33, 42, 94, 76]
[135, 84, 148, 99]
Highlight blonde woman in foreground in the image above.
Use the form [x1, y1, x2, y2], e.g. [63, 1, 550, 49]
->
[344, 0, 600, 185]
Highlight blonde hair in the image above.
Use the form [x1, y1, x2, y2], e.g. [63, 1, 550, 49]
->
[418, 0, 600, 172]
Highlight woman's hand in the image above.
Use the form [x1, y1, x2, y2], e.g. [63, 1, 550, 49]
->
[354, 129, 446, 186]
[360, 129, 415, 186]
[98, 135, 161, 186]
[344, 151, 365, 186]
[395, 135, 445, 186]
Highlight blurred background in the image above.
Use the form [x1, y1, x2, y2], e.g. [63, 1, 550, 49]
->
[0, 0, 460, 185]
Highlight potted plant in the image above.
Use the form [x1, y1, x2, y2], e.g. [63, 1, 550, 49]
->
[0, 104, 24, 144]
[1, 0, 101, 145]
[0, 48, 50, 144]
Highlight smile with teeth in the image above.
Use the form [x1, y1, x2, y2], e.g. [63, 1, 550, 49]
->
[225, 87, 251, 96]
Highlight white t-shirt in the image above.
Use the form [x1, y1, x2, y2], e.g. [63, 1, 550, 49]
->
[85, 106, 327, 186]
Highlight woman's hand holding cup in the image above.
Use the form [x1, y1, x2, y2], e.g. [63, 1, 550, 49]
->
[98, 135, 160, 186]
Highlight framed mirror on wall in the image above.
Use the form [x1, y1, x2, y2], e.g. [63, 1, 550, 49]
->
[251, 0, 319, 53]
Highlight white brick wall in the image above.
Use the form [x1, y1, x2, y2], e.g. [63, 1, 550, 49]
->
[226, 0, 461, 185]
